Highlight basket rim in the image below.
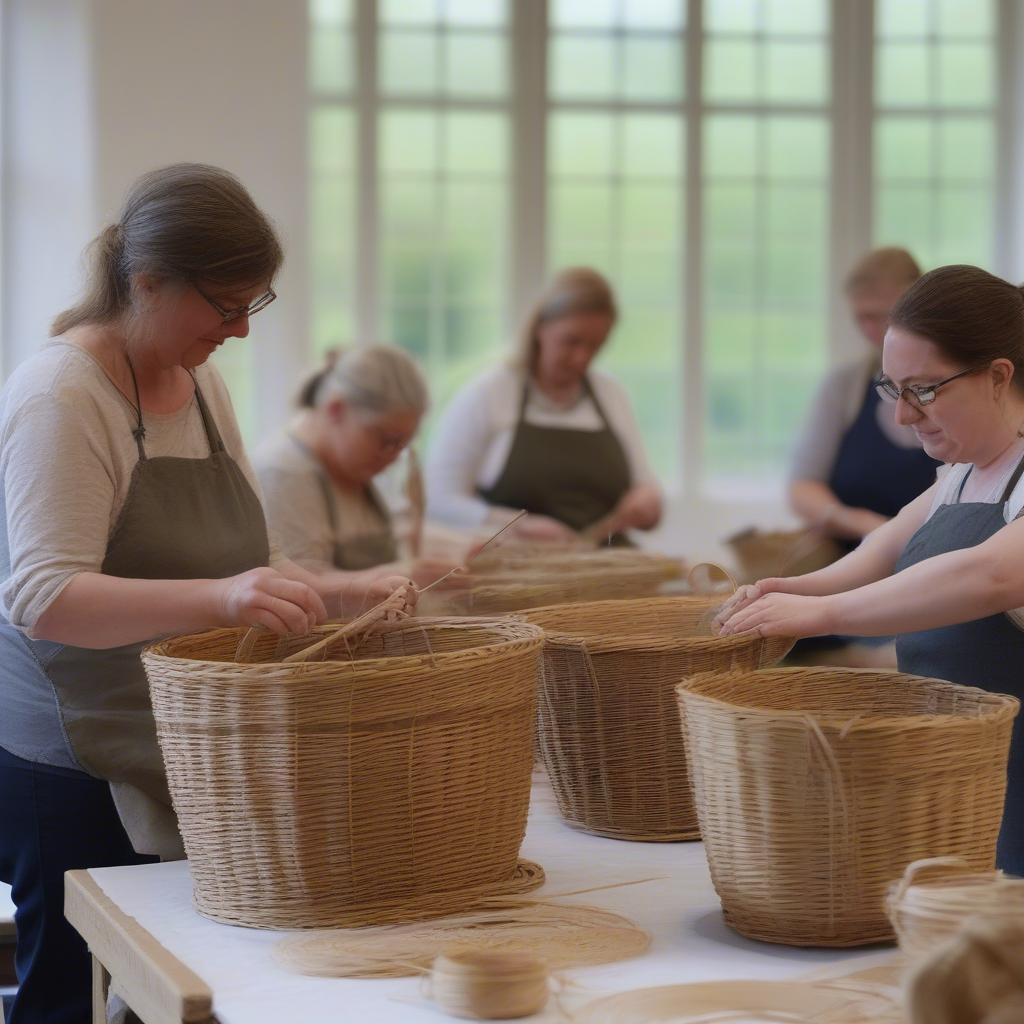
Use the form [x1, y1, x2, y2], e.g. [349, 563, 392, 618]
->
[516, 595, 788, 654]
[676, 667, 1021, 730]
[142, 615, 545, 670]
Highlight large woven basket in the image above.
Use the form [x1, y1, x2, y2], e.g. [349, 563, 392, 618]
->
[142, 617, 545, 929]
[676, 667, 1019, 947]
[724, 527, 844, 584]
[518, 597, 793, 841]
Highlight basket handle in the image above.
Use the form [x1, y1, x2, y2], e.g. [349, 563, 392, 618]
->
[281, 586, 412, 664]
[687, 562, 737, 596]
[890, 856, 973, 906]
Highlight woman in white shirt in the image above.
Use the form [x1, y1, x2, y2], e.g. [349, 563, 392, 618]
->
[716, 265, 1024, 876]
[426, 267, 662, 543]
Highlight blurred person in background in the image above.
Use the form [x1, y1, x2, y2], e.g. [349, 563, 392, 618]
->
[426, 267, 662, 546]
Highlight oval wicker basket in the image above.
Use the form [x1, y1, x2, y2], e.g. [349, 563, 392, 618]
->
[419, 552, 684, 614]
[887, 857, 1024, 961]
[517, 597, 793, 842]
[142, 617, 546, 928]
[675, 667, 1019, 947]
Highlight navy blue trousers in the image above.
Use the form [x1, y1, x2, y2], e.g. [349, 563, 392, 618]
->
[0, 746, 155, 1024]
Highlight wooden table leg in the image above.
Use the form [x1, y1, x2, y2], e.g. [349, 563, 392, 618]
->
[91, 954, 110, 1024]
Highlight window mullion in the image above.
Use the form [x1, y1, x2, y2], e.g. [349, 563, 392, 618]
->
[355, 0, 379, 347]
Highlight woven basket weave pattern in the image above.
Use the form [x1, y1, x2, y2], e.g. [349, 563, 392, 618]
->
[676, 668, 1019, 947]
[521, 597, 792, 842]
[143, 619, 545, 928]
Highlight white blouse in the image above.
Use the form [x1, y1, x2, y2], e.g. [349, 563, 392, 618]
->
[425, 366, 657, 528]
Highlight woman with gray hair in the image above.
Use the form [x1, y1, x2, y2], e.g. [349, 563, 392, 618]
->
[256, 344, 445, 583]
[425, 267, 662, 544]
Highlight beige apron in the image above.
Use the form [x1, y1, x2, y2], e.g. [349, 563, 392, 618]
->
[20, 367, 270, 857]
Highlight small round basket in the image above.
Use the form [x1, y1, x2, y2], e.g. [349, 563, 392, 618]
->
[142, 617, 545, 928]
[518, 597, 793, 841]
[887, 857, 1024, 961]
[676, 667, 1019, 946]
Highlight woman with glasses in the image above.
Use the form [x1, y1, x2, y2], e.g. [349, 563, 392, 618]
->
[255, 345, 450, 585]
[425, 267, 662, 545]
[0, 164, 413, 1024]
[789, 247, 940, 549]
[716, 264, 1024, 874]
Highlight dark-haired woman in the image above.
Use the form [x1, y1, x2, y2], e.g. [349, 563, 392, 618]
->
[0, 164, 413, 1024]
[717, 264, 1024, 875]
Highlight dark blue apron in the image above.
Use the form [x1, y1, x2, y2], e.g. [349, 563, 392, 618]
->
[828, 381, 941, 553]
[895, 455, 1024, 873]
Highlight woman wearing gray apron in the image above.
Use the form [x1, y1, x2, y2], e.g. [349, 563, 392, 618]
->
[716, 266, 1024, 875]
[426, 267, 662, 544]
[257, 345, 450, 586]
[0, 165, 412, 1024]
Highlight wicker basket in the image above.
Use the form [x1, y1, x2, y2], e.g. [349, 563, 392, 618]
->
[887, 857, 1024, 961]
[142, 617, 546, 929]
[725, 527, 844, 584]
[517, 597, 793, 841]
[422, 559, 679, 616]
[676, 667, 1019, 947]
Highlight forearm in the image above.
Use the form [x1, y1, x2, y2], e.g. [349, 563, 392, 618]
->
[773, 526, 899, 596]
[31, 573, 224, 648]
[831, 544, 1017, 636]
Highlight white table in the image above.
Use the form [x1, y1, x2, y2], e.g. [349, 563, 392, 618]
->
[65, 779, 895, 1024]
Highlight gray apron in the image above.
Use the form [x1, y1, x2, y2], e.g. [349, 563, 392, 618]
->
[19, 367, 270, 856]
[894, 455, 1024, 873]
[290, 434, 398, 570]
[479, 376, 633, 543]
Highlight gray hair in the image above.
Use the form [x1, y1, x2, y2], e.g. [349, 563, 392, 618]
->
[314, 345, 429, 417]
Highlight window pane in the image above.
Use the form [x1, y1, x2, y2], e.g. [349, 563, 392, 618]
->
[550, 113, 615, 177]
[551, 0, 617, 29]
[764, 0, 827, 35]
[444, 32, 506, 97]
[764, 41, 828, 103]
[622, 0, 685, 31]
[622, 36, 683, 101]
[622, 116, 682, 178]
[705, 0, 758, 33]
[877, 0, 930, 37]
[705, 116, 757, 178]
[937, 0, 994, 37]
[875, 117, 934, 182]
[380, 31, 439, 94]
[766, 118, 828, 180]
[939, 118, 993, 181]
[876, 42, 931, 107]
[381, 111, 438, 173]
[445, 0, 505, 27]
[705, 39, 758, 102]
[549, 35, 617, 99]
[444, 112, 507, 176]
[380, 0, 438, 26]
[937, 43, 994, 107]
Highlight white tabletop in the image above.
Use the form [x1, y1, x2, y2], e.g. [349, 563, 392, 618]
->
[85, 778, 894, 1023]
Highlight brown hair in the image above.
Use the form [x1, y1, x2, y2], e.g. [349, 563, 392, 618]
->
[845, 246, 922, 295]
[512, 267, 618, 370]
[52, 163, 283, 335]
[889, 265, 1024, 386]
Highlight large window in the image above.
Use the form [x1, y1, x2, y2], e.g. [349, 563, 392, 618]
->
[308, 0, 1003, 500]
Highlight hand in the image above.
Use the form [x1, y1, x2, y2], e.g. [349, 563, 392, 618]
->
[716, 591, 837, 639]
[604, 486, 662, 534]
[349, 574, 418, 617]
[512, 514, 578, 543]
[711, 577, 792, 633]
[407, 559, 464, 590]
[214, 567, 328, 635]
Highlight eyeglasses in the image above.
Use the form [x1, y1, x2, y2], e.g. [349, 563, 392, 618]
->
[194, 283, 276, 322]
[874, 366, 985, 408]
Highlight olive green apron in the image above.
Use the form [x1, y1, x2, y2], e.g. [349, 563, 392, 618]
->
[34, 367, 270, 856]
[479, 376, 632, 540]
[290, 434, 399, 570]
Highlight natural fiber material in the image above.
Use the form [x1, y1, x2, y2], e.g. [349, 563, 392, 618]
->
[142, 617, 545, 928]
[519, 597, 793, 841]
[906, 918, 1024, 1024]
[573, 978, 903, 1023]
[424, 550, 685, 616]
[725, 527, 844, 584]
[676, 668, 1019, 946]
[273, 897, 650, 978]
[428, 948, 549, 1020]
[888, 857, 1024, 962]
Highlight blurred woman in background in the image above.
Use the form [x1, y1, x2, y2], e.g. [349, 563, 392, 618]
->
[426, 267, 662, 545]
[789, 247, 940, 548]
[256, 345, 449, 587]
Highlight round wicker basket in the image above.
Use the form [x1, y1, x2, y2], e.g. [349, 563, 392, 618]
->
[142, 617, 545, 928]
[518, 597, 793, 842]
[676, 667, 1019, 947]
[887, 857, 1024, 961]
